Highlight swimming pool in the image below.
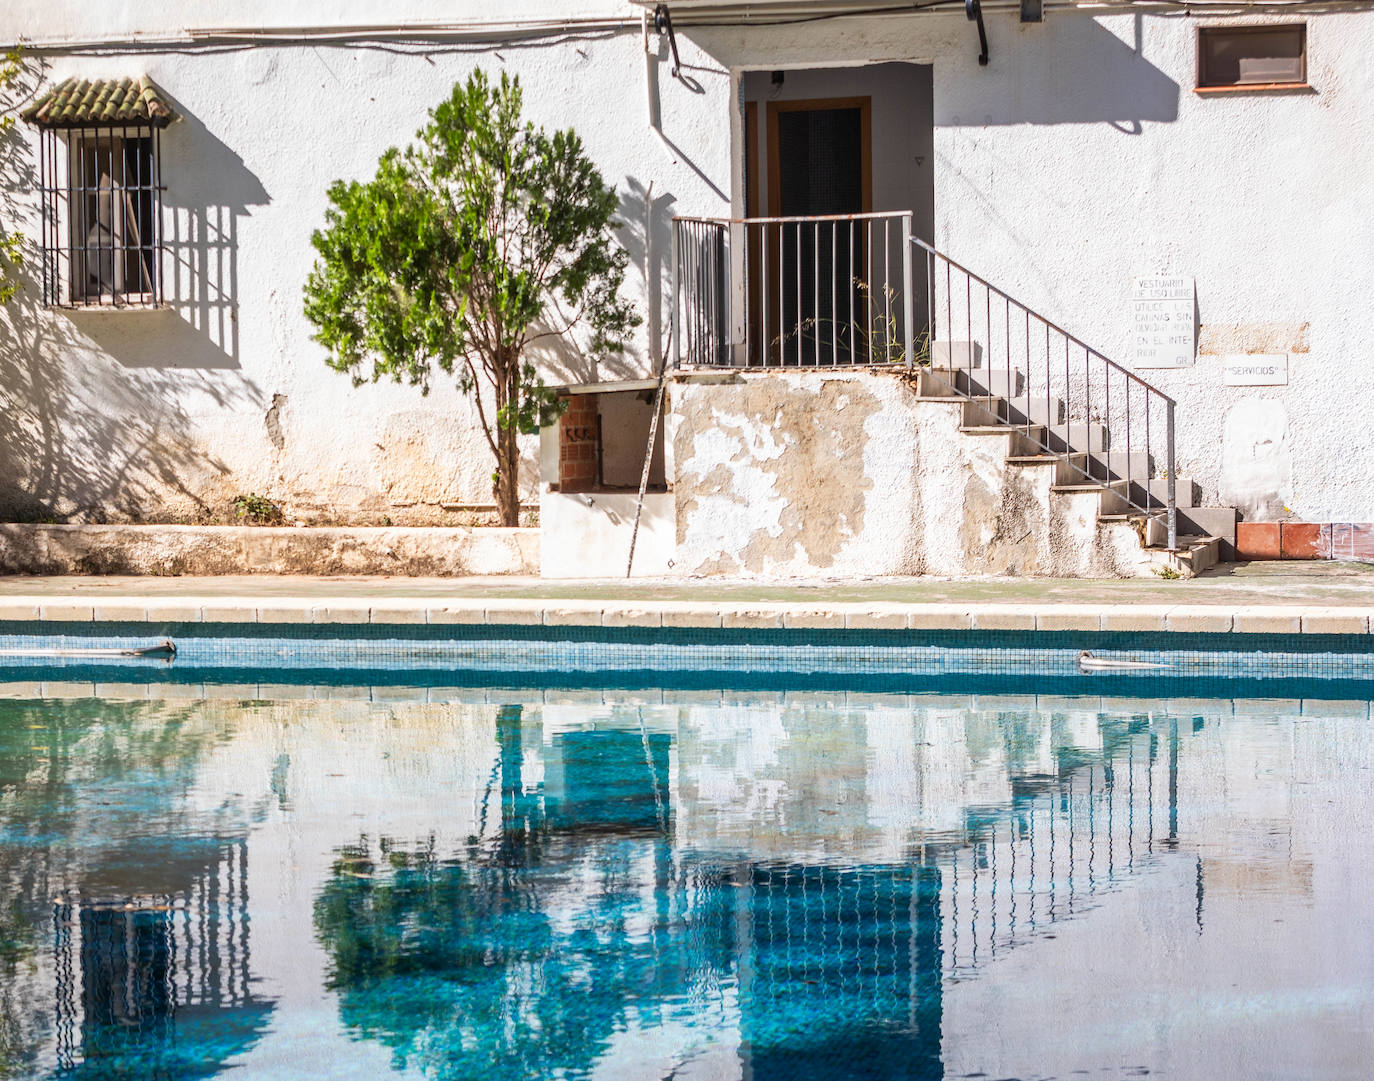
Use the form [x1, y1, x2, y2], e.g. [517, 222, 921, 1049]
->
[0, 666, 1371, 1079]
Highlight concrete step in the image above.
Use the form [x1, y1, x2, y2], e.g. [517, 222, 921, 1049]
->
[1144, 507, 1238, 560]
[923, 366, 1022, 399]
[917, 369, 962, 398]
[1082, 450, 1152, 486]
[961, 396, 1007, 427]
[1043, 421, 1108, 455]
[930, 340, 982, 370]
[1099, 477, 1199, 514]
[1002, 393, 1064, 426]
[962, 393, 1065, 428]
[962, 424, 1047, 456]
[1052, 454, 1095, 487]
[960, 367, 1022, 398]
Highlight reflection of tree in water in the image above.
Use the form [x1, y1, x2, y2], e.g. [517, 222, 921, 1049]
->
[313, 704, 701, 1080]
[0, 697, 273, 1079]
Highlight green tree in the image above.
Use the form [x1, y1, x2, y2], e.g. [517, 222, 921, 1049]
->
[304, 69, 638, 525]
[0, 48, 23, 304]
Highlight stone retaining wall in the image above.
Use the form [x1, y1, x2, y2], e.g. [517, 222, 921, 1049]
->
[0, 525, 538, 577]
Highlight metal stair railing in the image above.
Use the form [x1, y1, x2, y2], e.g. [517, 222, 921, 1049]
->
[915, 239, 1177, 552]
[671, 211, 916, 369]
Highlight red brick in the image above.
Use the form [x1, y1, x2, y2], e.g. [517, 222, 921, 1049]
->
[1280, 522, 1324, 559]
[1235, 522, 1280, 561]
[1350, 524, 1374, 560]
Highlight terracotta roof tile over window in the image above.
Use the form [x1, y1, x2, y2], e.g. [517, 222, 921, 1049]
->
[22, 76, 176, 128]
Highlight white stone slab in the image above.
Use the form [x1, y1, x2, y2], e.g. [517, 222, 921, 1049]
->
[1132, 275, 1195, 368]
[1221, 354, 1288, 386]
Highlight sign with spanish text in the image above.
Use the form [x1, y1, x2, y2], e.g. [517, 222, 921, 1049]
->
[1131, 276, 1195, 369]
[1222, 354, 1288, 386]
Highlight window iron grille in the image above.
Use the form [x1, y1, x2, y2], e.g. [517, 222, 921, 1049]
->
[36, 125, 165, 308]
[24, 78, 175, 309]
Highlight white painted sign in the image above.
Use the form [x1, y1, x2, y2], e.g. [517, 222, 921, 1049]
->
[1131, 276, 1195, 369]
[1222, 353, 1288, 386]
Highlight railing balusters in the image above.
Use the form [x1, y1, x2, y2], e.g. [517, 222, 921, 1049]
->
[1064, 335, 1070, 457]
[1044, 323, 1051, 441]
[852, 220, 859, 366]
[884, 219, 892, 363]
[795, 221, 802, 367]
[867, 219, 875, 367]
[832, 221, 838, 367]
[814, 220, 821, 367]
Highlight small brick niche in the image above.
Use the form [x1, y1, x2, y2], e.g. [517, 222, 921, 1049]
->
[558, 392, 600, 493]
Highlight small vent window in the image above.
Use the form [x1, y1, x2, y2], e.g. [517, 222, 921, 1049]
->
[1197, 26, 1307, 91]
[23, 77, 175, 308]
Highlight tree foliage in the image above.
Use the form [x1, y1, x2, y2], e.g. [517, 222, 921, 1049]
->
[304, 69, 638, 524]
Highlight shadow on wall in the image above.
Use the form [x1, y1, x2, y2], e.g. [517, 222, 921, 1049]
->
[65, 85, 271, 370]
[937, 15, 1177, 131]
[523, 177, 674, 386]
[618, 177, 676, 374]
[0, 62, 263, 523]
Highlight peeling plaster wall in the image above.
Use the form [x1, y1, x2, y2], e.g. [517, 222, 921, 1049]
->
[670, 371, 1155, 578]
[2, 6, 1372, 527]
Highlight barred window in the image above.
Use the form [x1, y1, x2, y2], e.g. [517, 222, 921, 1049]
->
[23, 77, 175, 308]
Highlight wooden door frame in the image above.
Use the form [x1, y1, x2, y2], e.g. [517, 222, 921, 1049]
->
[764, 96, 873, 218]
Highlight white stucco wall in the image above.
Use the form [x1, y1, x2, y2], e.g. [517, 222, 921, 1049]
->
[2, 5, 1371, 527]
[0, 7, 710, 523]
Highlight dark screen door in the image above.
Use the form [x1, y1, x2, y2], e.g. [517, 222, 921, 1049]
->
[767, 100, 870, 364]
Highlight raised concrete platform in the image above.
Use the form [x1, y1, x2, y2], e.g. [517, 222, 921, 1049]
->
[0, 563, 1371, 634]
[0, 524, 538, 577]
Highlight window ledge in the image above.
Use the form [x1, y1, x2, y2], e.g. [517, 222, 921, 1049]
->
[1194, 82, 1314, 96]
[55, 299, 163, 313]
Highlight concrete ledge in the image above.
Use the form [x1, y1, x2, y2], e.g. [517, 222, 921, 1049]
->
[1100, 607, 1170, 633]
[0, 593, 1370, 637]
[1231, 607, 1304, 634]
[0, 524, 538, 577]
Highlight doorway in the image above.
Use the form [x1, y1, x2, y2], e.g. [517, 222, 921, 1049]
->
[740, 65, 934, 367]
[768, 98, 870, 365]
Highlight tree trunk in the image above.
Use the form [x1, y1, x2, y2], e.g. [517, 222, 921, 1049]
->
[494, 349, 522, 527]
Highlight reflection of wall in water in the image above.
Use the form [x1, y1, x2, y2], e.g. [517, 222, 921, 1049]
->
[51, 836, 272, 1074]
[741, 861, 944, 1081]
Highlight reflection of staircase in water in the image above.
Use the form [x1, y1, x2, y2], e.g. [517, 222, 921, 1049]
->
[939, 722, 1177, 980]
[726, 718, 1182, 1080]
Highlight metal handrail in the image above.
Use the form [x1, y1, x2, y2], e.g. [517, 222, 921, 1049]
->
[913, 240, 1177, 399]
[915, 238, 1177, 551]
[671, 210, 915, 371]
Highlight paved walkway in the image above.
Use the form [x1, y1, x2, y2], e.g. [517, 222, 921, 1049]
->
[0, 563, 1371, 634]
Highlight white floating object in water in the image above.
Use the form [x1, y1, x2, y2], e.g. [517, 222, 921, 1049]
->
[1078, 650, 1170, 672]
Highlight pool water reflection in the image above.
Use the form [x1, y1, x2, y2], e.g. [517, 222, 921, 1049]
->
[0, 690, 1370, 1079]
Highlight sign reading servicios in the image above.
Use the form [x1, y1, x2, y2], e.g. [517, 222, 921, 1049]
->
[1131, 276, 1195, 369]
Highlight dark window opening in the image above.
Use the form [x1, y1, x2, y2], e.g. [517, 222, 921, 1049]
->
[1197, 26, 1307, 91]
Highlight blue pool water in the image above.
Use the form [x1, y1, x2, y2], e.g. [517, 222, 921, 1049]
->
[0, 676, 1371, 1079]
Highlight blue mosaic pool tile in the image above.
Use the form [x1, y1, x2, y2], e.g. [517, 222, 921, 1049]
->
[0, 623, 1372, 687]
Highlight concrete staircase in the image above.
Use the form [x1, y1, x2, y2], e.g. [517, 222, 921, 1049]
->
[914, 343, 1236, 576]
